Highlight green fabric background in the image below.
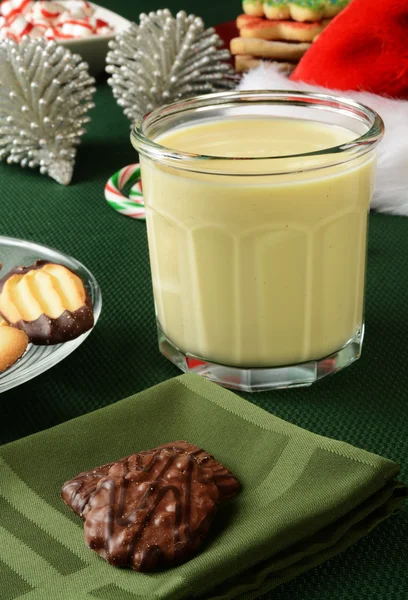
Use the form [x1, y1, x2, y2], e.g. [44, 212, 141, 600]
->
[0, 374, 406, 600]
[0, 1, 407, 599]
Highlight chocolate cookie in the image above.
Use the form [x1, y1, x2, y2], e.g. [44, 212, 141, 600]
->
[0, 260, 94, 345]
[61, 442, 241, 572]
[61, 460, 115, 518]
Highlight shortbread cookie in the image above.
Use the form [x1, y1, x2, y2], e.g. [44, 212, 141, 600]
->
[231, 37, 311, 60]
[243, 0, 265, 16]
[0, 318, 29, 374]
[0, 260, 94, 345]
[237, 14, 328, 42]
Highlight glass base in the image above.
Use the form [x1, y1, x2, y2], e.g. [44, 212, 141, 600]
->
[158, 324, 364, 392]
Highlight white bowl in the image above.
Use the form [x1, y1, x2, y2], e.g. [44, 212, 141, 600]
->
[58, 1, 131, 76]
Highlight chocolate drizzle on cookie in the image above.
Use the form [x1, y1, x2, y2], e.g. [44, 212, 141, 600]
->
[61, 461, 115, 518]
[61, 442, 241, 572]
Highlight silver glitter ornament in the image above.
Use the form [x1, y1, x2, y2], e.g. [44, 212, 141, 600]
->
[106, 9, 237, 124]
[0, 38, 96, 185]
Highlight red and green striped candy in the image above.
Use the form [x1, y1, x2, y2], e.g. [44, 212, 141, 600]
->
[104, 164, 145, 220]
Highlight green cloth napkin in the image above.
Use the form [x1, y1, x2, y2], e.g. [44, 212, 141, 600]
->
[0, 375, 406, 600]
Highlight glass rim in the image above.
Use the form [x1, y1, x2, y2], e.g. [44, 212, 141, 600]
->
[131, 90, 384, 174]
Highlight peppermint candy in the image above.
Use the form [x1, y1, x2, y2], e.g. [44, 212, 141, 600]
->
[0, 26, 16, 40]
[1, 0, 32, 20]
[28, 24, 47, 37]
[44, 26, 58, 39]
[58, 19, 95, 38]
[61, 6, 86, 20]
[65, 0, 93, 17]
[95, 17, 110, 35]
[30, 17, 51, 30]
[9, 14, 33, 37]
[0, 0, 114, 41]
[31, 1, 64, 22]
[96, 25, 111, 36]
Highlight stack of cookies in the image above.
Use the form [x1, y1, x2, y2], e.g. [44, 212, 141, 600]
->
[232, 0, 350, 73]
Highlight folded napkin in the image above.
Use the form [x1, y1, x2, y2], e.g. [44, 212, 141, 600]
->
[0, 374, 406, 600]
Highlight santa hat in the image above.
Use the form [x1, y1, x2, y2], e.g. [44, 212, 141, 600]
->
[239, 0, 408, 216]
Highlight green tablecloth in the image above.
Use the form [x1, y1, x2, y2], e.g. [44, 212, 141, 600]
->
[0, 1, 407, 599]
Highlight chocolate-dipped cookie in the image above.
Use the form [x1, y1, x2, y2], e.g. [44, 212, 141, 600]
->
[0, 318, 29, 373]
[0, 260, 94, 345]
[61, 442, 241, 572]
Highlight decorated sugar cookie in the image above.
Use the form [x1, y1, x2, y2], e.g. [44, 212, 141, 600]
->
[237, 14, 328, 42]
[242, 0, 265, 17]
[323, 0, 350, 17]
[289, 0, 326, 22]
[243, 0, 351, 21]
[263, 1, 291, 20]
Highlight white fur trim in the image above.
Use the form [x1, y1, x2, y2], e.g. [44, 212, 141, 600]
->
[239, 64, 408, 216]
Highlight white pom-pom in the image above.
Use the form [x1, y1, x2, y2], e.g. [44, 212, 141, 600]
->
[239, 64, 408, 217]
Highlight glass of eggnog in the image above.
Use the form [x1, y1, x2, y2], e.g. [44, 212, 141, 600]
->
[131, 91, 384, 392]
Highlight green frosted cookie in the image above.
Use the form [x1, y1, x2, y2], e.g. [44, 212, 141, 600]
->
[325, 0, 350, 7]
[290, 0, 325, 8]
[264, 0, 289, 5]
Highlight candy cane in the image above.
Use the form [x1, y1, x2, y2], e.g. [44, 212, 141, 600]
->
[105, 164, 145, 220]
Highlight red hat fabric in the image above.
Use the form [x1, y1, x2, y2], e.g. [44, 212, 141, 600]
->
[291, 0, 408, 99]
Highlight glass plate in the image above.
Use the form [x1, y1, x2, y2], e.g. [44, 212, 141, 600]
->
[0, 236, 102, 393]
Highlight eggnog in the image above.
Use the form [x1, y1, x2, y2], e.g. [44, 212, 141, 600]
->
[140, 118, 375, 368]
